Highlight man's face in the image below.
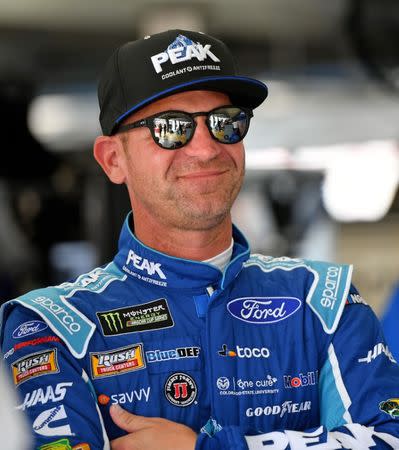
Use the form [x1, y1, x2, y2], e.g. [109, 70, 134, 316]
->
[118, 90, 245, 231]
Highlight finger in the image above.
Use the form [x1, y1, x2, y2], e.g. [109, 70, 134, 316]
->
[109, 404, 149, 432]
[111, 435, 137, 450]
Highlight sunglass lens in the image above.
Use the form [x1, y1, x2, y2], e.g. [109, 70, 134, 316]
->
[153, 113, 194, 149]
[208, 107, 249, 144]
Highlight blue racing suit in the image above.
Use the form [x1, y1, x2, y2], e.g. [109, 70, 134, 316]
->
[1, 213, 399, 450]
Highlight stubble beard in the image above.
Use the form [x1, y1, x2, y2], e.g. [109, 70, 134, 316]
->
[131, 167, 245, 232]
[162, 168, 245, 231]
[125, 138, 245, 232]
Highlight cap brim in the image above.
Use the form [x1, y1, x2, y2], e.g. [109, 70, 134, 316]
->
[114, 75, 268, 129]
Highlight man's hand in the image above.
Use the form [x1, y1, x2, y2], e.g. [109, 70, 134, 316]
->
[109, 404, 197, 450]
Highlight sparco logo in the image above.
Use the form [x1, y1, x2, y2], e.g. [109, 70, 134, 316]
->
[284, 371, 318, 389]
[320, 266, 341, 310]
[151, 35, 220, 74]
[32, 296, 81, 334]
[126, 249, 166, 279]
[246, 401, 311, 418]
[227, 297, 301, 324]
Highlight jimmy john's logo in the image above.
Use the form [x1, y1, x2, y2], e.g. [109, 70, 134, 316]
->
[90, 343, 145, 379]
[97, 298, 174, 336]
[164, 372, 197, 407]
[151, 34, 220, 74]
[12, 349, 59, 386]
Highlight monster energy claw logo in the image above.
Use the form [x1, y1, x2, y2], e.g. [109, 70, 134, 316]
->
[97, 298, 174, 336]
[101, 312, 123, 333]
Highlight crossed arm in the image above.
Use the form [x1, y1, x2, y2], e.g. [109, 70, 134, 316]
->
[110, 404, 197, 450]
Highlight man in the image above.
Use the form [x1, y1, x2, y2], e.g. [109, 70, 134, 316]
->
[1, 29, 399, 450]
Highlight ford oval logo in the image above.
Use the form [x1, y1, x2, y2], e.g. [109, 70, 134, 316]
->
[12, 320, 48, 339]
[227, 297, 301, 324]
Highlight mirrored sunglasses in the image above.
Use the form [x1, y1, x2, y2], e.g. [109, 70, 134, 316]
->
[115, 105, 253, 150]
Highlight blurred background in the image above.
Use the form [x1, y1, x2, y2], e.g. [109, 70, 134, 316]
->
[0, 0, 398, 317]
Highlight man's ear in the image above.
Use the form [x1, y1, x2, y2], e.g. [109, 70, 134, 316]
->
[93, 136, 126, 184]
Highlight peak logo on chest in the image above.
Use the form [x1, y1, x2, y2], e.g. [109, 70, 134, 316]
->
[126, 250, 166, 279]
[227, 297, 301, 324]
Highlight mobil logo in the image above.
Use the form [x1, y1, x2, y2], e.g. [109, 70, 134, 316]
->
[284, 371, 319, 389]
[227, 297, 301, 324]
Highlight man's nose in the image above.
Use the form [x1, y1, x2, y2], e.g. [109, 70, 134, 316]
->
[182, 119, 222, 160]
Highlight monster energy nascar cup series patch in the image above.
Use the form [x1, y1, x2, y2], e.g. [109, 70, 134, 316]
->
[97, 298, 174, 336]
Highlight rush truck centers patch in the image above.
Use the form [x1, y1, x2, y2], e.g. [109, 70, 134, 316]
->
[12, 349, 59, 386]
[90, 343, 145, 378]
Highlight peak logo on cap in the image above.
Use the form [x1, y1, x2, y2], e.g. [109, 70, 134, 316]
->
[98, 29, 268, 135]
[151, 34, 220, 74]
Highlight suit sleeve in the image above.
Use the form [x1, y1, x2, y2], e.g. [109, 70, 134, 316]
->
[380, 283, 399, 362]
[1, 305, 110, 450]
[195, 304, 399, 450]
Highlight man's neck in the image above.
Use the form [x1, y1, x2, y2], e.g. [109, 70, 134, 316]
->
[132, 213, 233, 261]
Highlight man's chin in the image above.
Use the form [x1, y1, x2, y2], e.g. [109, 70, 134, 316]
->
[176, 205, 231, 231]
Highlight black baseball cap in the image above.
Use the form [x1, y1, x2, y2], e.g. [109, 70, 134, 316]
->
[98, 29, 268, 135]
